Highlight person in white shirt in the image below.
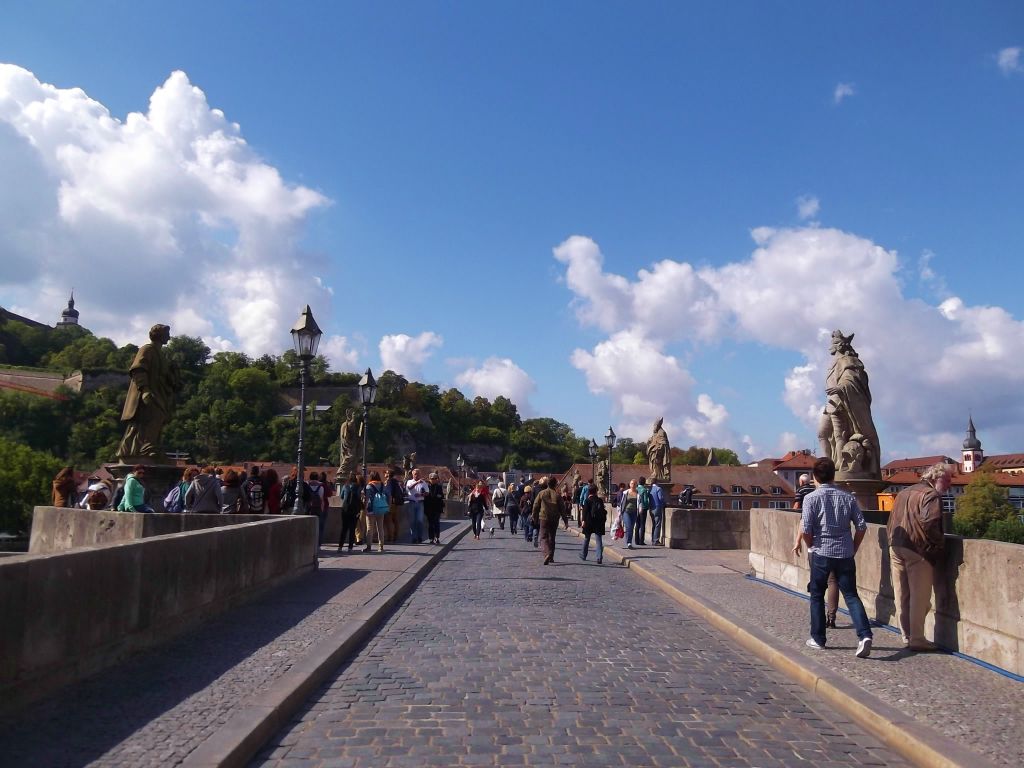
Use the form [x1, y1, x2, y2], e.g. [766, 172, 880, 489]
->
[405, 467, 429, 544]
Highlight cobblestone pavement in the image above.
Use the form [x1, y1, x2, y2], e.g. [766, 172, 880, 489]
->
[253, 528, 909, 767]
[0, 522, 459, 768]
[567, 527, 1023, 767]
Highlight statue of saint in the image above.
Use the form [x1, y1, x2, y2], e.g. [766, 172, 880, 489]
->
[596, 458, 609, 497]
[817, 330, 881, 478]
[403, 452, 416, 473]
[339, 409, 361, 476]
[646, 417, 672, 482]
[117, 324, 177, 461]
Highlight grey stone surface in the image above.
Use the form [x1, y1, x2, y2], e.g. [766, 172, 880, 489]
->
[252, 528, 909, 767]
[590, 530, 1023, 767]
[0, 522, 458, 767]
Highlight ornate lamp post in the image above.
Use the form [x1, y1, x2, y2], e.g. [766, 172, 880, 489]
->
[604, 426, 616, 501]
[290, 305, 322, 515]
[588, 438, 598, 488]
[456, 452, 465, 496]
[358, 367, 377, 482]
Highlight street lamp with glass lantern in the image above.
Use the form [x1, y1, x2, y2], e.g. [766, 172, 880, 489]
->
[290, 305, 323, 515]
[358, 367, 377, 483]
[604, 426, 616, 501]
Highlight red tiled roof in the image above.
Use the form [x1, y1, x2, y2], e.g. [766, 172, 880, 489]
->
[563, 463, 793, 496]
[774, 453, 817, 469]
[882, 456, 955, 472]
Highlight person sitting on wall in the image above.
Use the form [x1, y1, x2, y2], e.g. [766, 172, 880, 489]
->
[117, 465, 155, 514]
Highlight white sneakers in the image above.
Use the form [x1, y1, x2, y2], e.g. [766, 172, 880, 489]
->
[805, 638, 825, 650]
[856, 637, 872, 658]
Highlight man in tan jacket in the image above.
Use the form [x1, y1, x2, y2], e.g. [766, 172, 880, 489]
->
[532, 476, 562, 565]
[887, 463, 951, 651]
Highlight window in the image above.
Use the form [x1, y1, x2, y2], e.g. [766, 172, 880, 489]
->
[751, 500, 761, 508]
[695, 498, 706, 509]
[731, 485, 743, 494]
[750, 485, 764, 494]
[770, 486, 783, 495]
[731, 499, 743, 511]
[711, 499, 723, 510]
[711, 484, 724, 494]
[768, 500, 788, 510]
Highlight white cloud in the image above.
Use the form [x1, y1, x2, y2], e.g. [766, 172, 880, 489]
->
[833, 82, 856, 104]
[320, 335, 360, 371]
[379, 332, 443, 380]
[0, 64, 329, 355]
[454, 357, 537, 415]
[775, 432, 802, 456]
[796, 195, 820, 221]
[997, 47, 1022, 75]
[554, 227, 1024, 459]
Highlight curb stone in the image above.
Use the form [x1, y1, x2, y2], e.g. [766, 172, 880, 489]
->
[563, 524, 998, 768]
[182, 520, 473, 768]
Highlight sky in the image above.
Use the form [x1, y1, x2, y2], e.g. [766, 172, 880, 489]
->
[1, 2, 1023, 462]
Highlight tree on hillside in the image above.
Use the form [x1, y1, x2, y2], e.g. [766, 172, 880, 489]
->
[954, 473, 1017, 539]
[0, 436, 62, 535]
[672, 445, 741, 466]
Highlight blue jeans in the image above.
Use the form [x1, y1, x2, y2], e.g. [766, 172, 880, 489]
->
[622, 510, 636, 545]
[317, 507, 327, 545]
[651, 507, 664, 544]
[523, 517, 534, 541]
[408, 500, 425, 542]
[634, 509, 647, 543]
[582, 534, 603, 561]
[809, 553, 873, 644]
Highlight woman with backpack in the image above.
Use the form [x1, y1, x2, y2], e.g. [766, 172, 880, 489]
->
[163, 466, 197, 513]
[337, 472, 362, 553]
[505, 482, 521, 536]
[492, 481, 507, 530]
[220, 469, 250, 514]
[467, 480, 490, 540]
[362, 470, 389, 552]
[580, 482, 607, 564]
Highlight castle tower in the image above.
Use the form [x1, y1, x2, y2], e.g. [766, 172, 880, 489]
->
[57, 291, 79, 327]
[962, 416, 983, 473]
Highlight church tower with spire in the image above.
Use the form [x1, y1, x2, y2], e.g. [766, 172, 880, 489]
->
[57, 291, 80, 327]
[962, 416, 984, 473]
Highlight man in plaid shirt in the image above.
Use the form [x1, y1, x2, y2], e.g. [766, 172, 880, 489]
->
[800, 457, 874, 658]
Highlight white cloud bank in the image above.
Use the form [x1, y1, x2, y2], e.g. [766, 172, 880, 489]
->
[0, 64, 331, 358]
[379, 332, 443, 380]
[454, 357, 537, 416]
[554, 228, 1024, 457]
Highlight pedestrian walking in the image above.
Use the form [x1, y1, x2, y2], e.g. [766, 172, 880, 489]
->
[619, 479, 640, 549]
[506, 482, 521, 535]
[337, 472, 361, 552]
[887, 462, 951, 651]
[533, 476, 561, 565]
[580, 482, 606, 564]
[635, 476, 651, 544]
[363, 471, 389, 552]
[792, 472, 839, 627]
[800, 457, 874, 658]
[520, 484, 535, 544]
[492, 481, 508, 529]
[424, 471, 445, 545]
[467, 481, 489, 540]
[406, 468, 429, 544]
[383, 469, 405, 543]
[649, 480, 665, 546]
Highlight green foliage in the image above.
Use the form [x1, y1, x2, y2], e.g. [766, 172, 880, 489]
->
[671, 445, 741, 466]
[954, 473, 1017, 539]
[982, 517, 1024, 544]
[469, 425, 506, 444]
[0, 436, 62, 534]
[632, 451, 646, 465]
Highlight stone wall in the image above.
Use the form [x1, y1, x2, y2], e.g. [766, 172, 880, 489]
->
[748, 507, 1024, 675]
[664, 507, 750, 549]
[29, 507, 276, 553]
[1, 514, 317, 712]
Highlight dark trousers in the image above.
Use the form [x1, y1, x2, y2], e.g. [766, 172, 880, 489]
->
[470, 511, 484, 536]
[809, 553, 873, 644]
[651, 507, 664, 545]
[338, 510, 359, 549]
[426, 510, 442, 541]
[540, 519, 558, 560]
[507, 509, 519, 534]
[634, 509, 647, 544]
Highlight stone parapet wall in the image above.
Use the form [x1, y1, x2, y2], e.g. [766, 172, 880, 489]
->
[664, 507, 750, 549]
[29, 507, 276, 553]
[749, 507, 1024, 675]
[1, 513, 317, 713]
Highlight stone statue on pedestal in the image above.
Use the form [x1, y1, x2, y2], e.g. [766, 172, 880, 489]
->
[596, 458, 609, 498]
[646, 417, 671, 482]
[817, 330, 881, 480]
[117, 324, 178, 462]
[339, 409, 360, 476]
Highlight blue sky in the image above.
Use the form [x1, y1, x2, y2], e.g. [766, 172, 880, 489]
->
[2, 2, 1023, 461]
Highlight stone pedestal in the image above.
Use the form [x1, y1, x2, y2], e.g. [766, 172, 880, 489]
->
[834, 477, 888, 514]
[105, 462, 183, 513]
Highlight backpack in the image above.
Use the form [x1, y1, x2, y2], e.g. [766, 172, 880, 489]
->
[341, 483, 362, 513]
[163, 484, 185, 514]
[369, 485, 389, 515]
[306, 483, 324, 515]
[494, 490, 506, 509]
[245, 478, 265, 513]
[638, 485, 652, 512]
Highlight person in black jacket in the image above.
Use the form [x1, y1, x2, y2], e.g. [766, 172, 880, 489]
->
[580, 482, 607, 564]
[424, 471, 446, 545]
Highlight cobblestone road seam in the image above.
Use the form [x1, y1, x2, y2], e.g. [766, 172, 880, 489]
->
[182, 520, 473, 768]
[564, 526, 999, 768]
